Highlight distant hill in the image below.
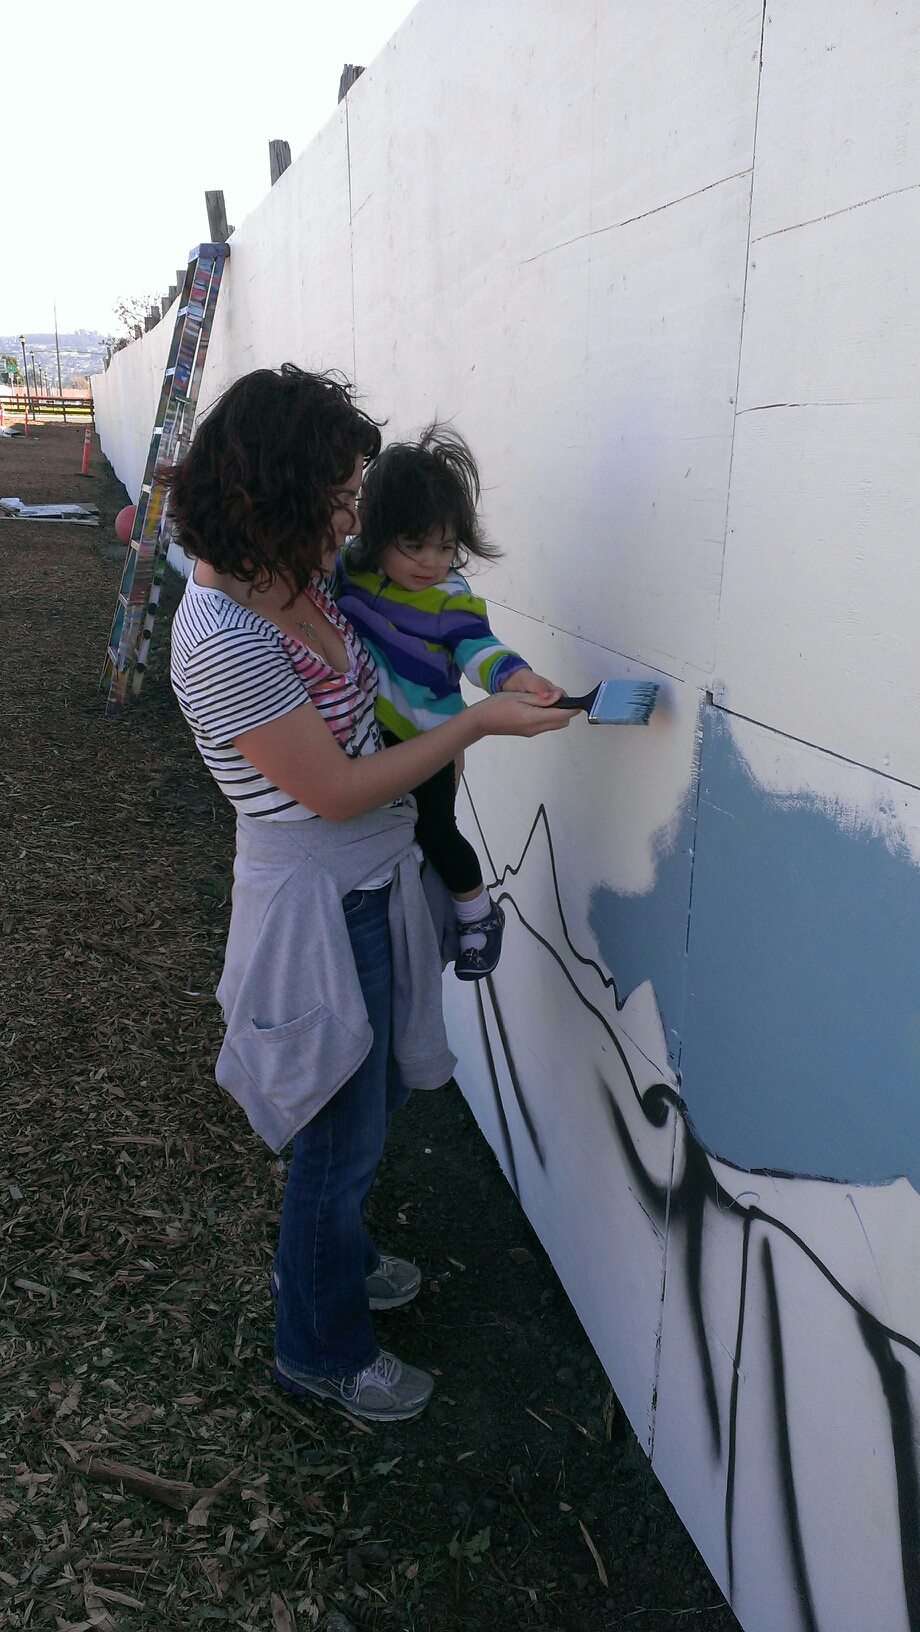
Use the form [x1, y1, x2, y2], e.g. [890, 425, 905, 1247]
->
[0, 330, 109, 387]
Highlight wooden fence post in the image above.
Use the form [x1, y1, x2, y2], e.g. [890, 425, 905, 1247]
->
[269, 139, 291, 185]
[205, 190, 231, 244]
[338, 64, 365, 102]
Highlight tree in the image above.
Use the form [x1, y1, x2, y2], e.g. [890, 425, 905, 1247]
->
[2, 354, 21, 385]
[111, 294, 159, 340]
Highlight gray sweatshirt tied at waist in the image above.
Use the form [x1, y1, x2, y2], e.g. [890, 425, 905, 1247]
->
[214, 802, 459, 1152]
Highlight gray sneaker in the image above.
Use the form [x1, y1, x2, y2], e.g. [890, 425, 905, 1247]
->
[274, 1349, 434, 1421]
[270, 1254, 422, 1312]
[366, 1253, 422, 1310]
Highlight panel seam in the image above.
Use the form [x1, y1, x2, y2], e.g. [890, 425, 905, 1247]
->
[711, 0, 770, 675]
[345, 99, 358, 382]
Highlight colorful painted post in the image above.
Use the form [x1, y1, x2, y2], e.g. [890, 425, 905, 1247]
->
[79, 425, 92, 476]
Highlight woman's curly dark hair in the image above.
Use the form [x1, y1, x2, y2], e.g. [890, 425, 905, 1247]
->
[164, 364, 382, 598]
[352, 422, 501, 573]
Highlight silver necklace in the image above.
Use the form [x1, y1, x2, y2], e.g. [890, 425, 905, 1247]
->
[296, 589, 321, 641]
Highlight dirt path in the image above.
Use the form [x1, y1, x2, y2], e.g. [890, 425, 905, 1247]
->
[1, 422, 741, 1631]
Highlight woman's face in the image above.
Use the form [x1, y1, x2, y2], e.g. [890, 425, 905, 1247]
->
[320, 455, 364, 573]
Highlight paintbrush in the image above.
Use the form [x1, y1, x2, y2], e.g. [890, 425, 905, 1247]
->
[552, 679, 659, 724]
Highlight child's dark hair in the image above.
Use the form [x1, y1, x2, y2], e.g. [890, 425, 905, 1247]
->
[354, 423, 501, 572]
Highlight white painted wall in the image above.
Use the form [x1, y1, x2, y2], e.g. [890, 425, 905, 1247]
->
[95, 317, 174, 516]
[714, 1, 920, 787]
[92, 6, 920, 1629]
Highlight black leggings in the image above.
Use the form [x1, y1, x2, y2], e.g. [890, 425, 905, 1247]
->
[383, 730, 483, 895]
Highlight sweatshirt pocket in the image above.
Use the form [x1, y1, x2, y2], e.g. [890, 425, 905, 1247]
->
[229, 1004, 368, 1118]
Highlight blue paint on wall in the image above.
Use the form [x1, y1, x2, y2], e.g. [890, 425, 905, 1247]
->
[588, 787, 697, 1069]
[681, 711, 920, 1187]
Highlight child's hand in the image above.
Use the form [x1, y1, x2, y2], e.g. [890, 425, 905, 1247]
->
[501, 668, 564, 704]
[472, 693, 577, 738]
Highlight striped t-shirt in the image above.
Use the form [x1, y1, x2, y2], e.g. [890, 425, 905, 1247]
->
[170, 573, 381, 820]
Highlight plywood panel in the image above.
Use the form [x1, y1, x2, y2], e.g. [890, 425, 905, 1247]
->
[214, 111, 357, 393]
[350, 1, 757, 678]
[714, 0, 920, 784]
[714, 187, 920, 784]
[750, 2, 920, 241]
[590, 0, 762, 230]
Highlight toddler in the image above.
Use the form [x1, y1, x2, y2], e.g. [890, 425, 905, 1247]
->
[336, 425, 560, 979]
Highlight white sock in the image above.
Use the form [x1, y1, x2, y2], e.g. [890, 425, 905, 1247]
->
[455, 888, 490, 924]
[455, 888, 491, 952]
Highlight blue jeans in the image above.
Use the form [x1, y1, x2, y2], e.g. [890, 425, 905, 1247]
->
[273, 883, 409, 1379]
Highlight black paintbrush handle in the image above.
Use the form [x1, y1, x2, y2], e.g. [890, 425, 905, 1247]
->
[551, 687, 597, 712]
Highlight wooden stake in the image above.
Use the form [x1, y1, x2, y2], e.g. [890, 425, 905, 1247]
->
[205, 190, 230, 244]
[338, 64, 365, 102]
[269, 139, 291, 185]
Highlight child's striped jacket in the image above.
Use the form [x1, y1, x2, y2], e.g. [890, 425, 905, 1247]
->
[334, 547, 529, 741]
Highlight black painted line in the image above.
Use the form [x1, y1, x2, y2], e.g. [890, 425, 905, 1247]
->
[857, 1310, 920, 1631]
[598, 1076, 670, 1212]
[725, 1211, 754, 1600]
[761, 1239, 821, 1632]
[473, 979, 519, 1200]
[680, 1138, 723, 1460]
[485, 802, 637, 1012]
[497, 890, 669, 1119]
[747, 1208, 920, 1364]
[459, 772, 499, 879]
[484, 973, 546, 1168]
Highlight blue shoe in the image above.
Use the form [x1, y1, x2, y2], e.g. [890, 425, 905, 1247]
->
[455, 901, 505, 981]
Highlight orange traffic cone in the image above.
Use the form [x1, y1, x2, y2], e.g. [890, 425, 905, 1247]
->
[79, 424, 92, 476]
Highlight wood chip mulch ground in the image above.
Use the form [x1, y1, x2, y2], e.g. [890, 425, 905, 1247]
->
[1, 421, 741, 1632]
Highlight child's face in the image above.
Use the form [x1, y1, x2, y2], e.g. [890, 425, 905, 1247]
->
[380, 526, 457, 591]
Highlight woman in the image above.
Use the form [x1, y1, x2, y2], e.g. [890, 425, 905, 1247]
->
[168, 364, 573, 1422]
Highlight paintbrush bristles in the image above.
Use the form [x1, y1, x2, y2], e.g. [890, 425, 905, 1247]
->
[587, 680, 659, 724]
[552, 679, 660, 722]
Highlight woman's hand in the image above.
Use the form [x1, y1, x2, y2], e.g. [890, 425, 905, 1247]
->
[501, 667, 564, 703]
[470, 691, 576, 738]
[235, 679, 575, 823]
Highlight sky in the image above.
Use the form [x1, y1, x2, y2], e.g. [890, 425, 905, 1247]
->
[2, 0, 419, 337]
